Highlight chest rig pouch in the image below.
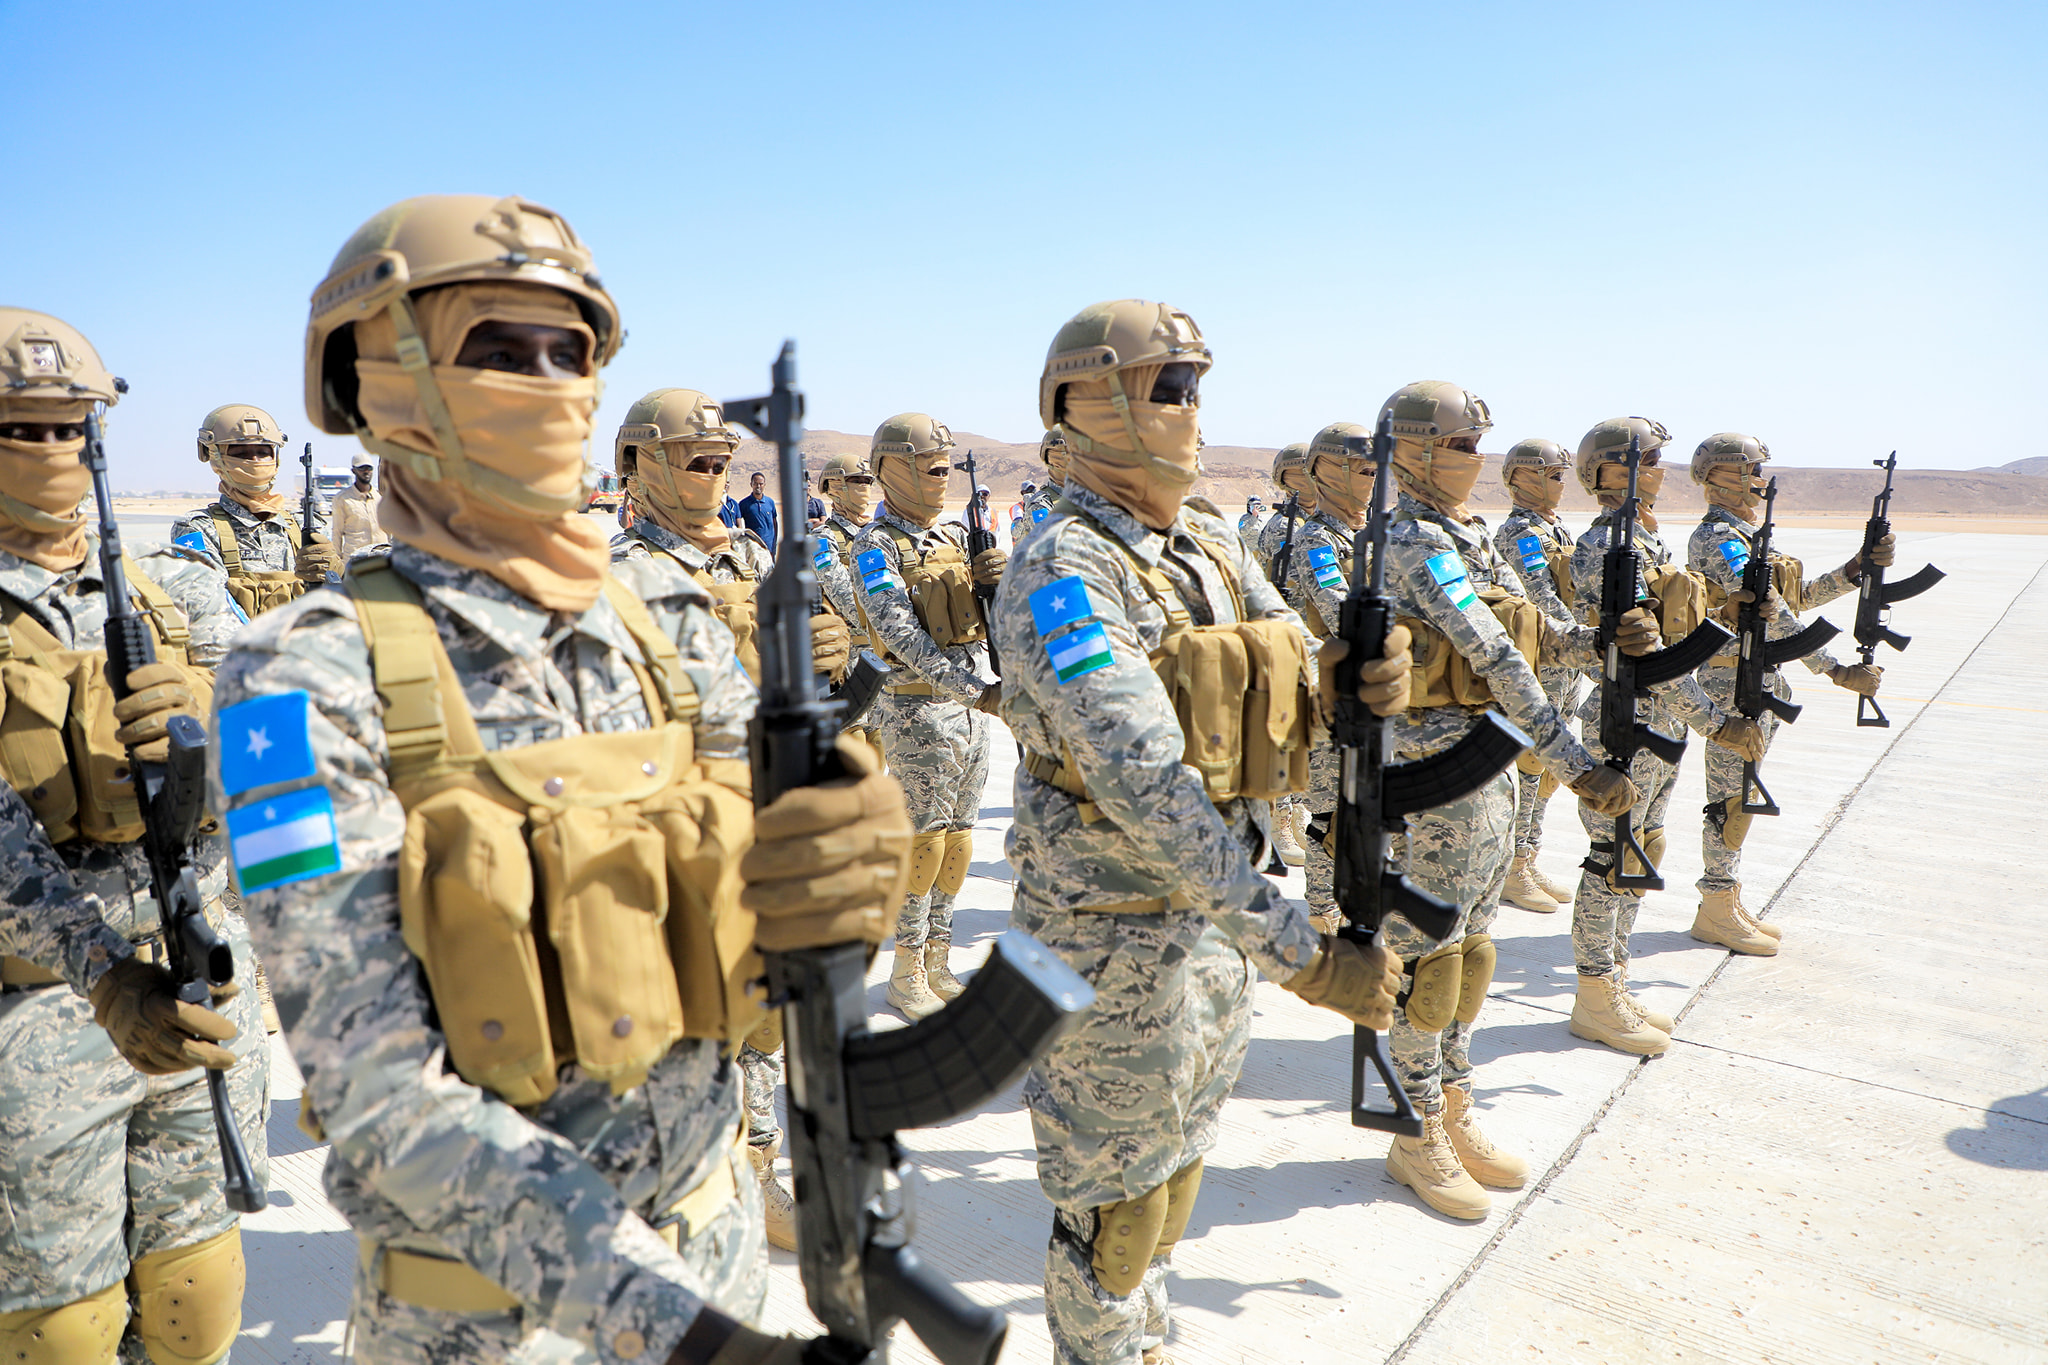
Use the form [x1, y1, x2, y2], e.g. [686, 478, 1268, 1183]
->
[686, 553, 762, 683]
[212, 510, 303, 618]
[880, 525, 985, 650]
[0, 558, 196, 845]
[1641, 561, 1714, 642]
[1543, 541, 1575, 602]
[1768, 552, 1808, 613]
[1400, 582, 1546, 710]
[349, 560, 765, 1109]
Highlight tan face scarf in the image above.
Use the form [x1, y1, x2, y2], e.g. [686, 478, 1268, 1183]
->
[1507, 467, 1564, 518]
[1392, 439, 1485, 523]
[213, 449, 287, 517]
[354, 283, 608, 613]
[829, 476, 875, 523]
[876, 453, 951, 528]
[1281, 467, 1319, 514]
[1596, 463, 1664, 531]
[1311, 451, 1373, 530]
[1060, 364, 1203, 531]
[1044, 442, 1071, 482]
[0, 398, 92, 571]
[1704, 464, 1763, 515]
[634, 442, 733, 553]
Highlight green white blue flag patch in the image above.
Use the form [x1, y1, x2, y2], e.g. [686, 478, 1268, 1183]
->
[218, 691, 316, 797]
[1516, 534, 1547, 571]
[1426, 551, 1477, 610]
[856, 547, 901, 595]
[1047, 620, 1114, 683]
[227, 785, 341, 892]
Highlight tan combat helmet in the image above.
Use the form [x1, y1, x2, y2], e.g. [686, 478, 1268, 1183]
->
[303, 194, 621, 515]
[870, 412, 955, 464]
[1690, 431, 1770, 484]
[197, 403, 286, 466]
[1038, 427, 1068, 478]
[614, 388, 739, 503]
[1039, 299, 1210, 473]
[818, 450, 869, 491]
[0, 308, 122, 407]
[1500, 438, 1571, 474]
[1271, 441, 1310, 493]
[1380, 381, 1492, 453]
[1575, 416, 1673, 494]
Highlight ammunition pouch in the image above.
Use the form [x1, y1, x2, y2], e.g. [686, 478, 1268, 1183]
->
[880, 526, 985, 649]
[1404, 941, 1463, 1031]
[353, 558, 764, 1109]
[213, 510, 304, 617]
[1770, 552, 1808, 613]
[1642, 561, 1714, 643]
[1400, 585, 1545, 709]
[1544, 541, 1575, 602]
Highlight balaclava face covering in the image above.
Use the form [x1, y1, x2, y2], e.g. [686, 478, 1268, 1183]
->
[1508, 467, 1564, 518]
[828, 473, 874, 522]
[1283, 466, 1319, 515]
[1059, 362, 1202, 531]
[635, 441, 735, 553]
[353, 282, 610, 613]
[0, 397, 92, 571]
[1391, 439, 1485, 523]
[212, 445, 286, 518]
[875, 452, 950, 528]
[1596, 460, 1665, 531]
[1311, 450, 1373, 530]
[1703, 463, 1764, 516]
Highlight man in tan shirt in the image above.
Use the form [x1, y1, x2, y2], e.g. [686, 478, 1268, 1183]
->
[331, 457, 383, 558]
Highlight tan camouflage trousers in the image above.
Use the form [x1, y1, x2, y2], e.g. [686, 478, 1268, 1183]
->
[873, 689, 993, 950]
[1014, 900, 1253, 1365]
[1304, 743, 1338, 919]
[1695, 665, 1784, 895]
[0, 912, 271, 1363]
[1513, 667, 1582, 856]
[1571, 740, 1679, 978]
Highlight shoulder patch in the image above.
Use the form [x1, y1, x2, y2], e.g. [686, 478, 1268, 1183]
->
[1515, 534, 1547, 570]
[813, 538, 834, 571]
[1306, 542, 1345, 591]
[217, 690, 317, 797]
[173, 528, 210, 554]
[1719, 539, 1751, 573]
[1046, 619, 1114, 684]
[1425, 550, 1478, 610]
[1031, 504, 1049, 523]
[855, 546, 901, 594]
[227, 785, 341, 893]
[1029, 576, 1094, 636]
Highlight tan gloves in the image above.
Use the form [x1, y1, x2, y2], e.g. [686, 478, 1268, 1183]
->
[111, 662, 201, 763]
[1711, 716, 1766, 762]
[974, 682, 1004, 716]
[809, 611, 851, 683]
[90, 955, 239, 1075]
[1713, 587, 1756, 629]
[296, 536, 342, 584]
[1615, 606, 1663, 657]
[1314, 622, 1414, 725]
[1848, 533, 1896, 577]
[1569, 764, 1639, 816]
[1829, 662, 1883, 696]
[1282, 936, 1403, 1031]
[970, 546, 1007, 587]
[740, 736, 912, 952]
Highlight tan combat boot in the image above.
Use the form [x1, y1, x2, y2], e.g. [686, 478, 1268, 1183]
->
[1442, 1084, 1529, 1189]
[746, 1139, 797, 1252]
[1531, 861, 1575, 905]
[1502, 854, 1561, 913]
[1386, 1109, 1491, 1219]
[1692, 887, 1778, 956]
[923, 938, 965, 1002]
[1733, 882, 1783, 940]
[1568, 973, 1671, 1056]
[887, 943, 944, 1020]
[1621, 972, 1674, 1032]
[1270, 807, 1306, 868]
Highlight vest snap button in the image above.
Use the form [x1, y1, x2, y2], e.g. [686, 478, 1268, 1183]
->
[543, 777, 565, 796]
[642, 761, 658, 776]
[481, 1020, 504, 1041]
[613, 1015, 633, 1038]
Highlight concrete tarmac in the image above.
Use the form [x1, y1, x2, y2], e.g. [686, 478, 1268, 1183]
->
[232, 525, 2046, 1363]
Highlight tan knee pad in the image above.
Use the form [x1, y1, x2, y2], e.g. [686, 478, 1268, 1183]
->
[1643, 825, 1667, 871]
[745, 1009, 784, 1055]
[129, 1227, 244, 1365]
[1455, 933, 1496, 1025]
[1405, 941, 1463, 1032]
[936, 828, 974, 897]
[1091, 1181, 1172, 1297]
[906, 831, 945, 898]
[1155, 1157, 1205, 1261]
[1713, 796, 1752, 851]
[0, 1283, 127, 1365]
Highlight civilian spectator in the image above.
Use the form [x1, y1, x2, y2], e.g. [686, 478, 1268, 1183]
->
[804, 470, 827, 529]
[738, 470, 780, 550]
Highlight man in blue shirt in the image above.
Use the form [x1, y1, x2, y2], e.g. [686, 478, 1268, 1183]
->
[737, 470, 779, 551]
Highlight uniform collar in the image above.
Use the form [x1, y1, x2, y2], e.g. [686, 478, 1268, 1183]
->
[629, 516, 710, 569]
[1309, 506, 1365, 541]
[1396, 491, 1489, 549]
[387, 543, 641, 664]
[1703, 504, 1758, 534]
[1061, 481, 1189, 568]
[877, 505, 949, 541]
[211, 496, 287, 530]
[828, 510, 868, 536]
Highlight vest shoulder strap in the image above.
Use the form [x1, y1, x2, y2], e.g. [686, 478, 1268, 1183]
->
[346, 557, 480, 780]
[208, 511, 244, 575]
[122, 553, 191, 664]
[599, 576, 700, 726]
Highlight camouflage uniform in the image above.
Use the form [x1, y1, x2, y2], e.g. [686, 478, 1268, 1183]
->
[210, 544, 765, 1364]
[850, 506, 994, 954]
[1567, 513, 1732, 976]
[996, 484, 1323, 1365]
[1256, 500, 1311, 612]
[1381, 494, 1602, 1106]
[1013, 483, 1063, 547]
[1236, 508, 1270, 557]
[813, 508, 867, 634]
[170, 493, 329, 580]
[1257, 499, 1315, 849]
[1687, 506, 1852, 893]
[1283, 507, 1364, 921]
[0, 541, 269, 1365]
[1493, 508, 1581, 857]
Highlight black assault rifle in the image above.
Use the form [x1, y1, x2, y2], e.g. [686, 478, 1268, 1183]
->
[84, 406, 266, 1214]
[1731, 477, 1838, 816]
[1594, 434, 1732, 891]
[955, 447, 1000, 677]
[1329, 416, 1529, 1137]
[1270, 493, 1304, 593]
[300, 441, 337, 583]
[726, 343, 1093, 1365]
[1852, 451, 1945, 728]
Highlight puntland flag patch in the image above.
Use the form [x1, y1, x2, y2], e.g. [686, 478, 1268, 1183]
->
[227, 785, 341, 893]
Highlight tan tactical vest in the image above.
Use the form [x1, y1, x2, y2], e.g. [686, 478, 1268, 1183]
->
[348, 558, 766, 1108]
[689, 555, 763, 683]
[873, 525, 985, 697]
[1543, 542, 1574, 602]
[211, 510, 304, 618]
[1642, 560, 1715, 642]
[1399, 579, 1547, 709]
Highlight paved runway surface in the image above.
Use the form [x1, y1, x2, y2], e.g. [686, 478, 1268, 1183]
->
[229, 525, 2046, 1363]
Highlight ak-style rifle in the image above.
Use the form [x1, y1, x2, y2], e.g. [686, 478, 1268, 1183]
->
[1852, 451, 1945, 728]
[955, 446, 1000, 677]
[1731, 477, 1838, 815]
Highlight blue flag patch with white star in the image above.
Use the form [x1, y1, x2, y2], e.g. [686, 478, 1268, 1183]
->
[227, 785, 341, 892]
[856, 547, 901, 595]
[1030, 577, 1093, 636]
[1308, 543, 1345, 591]
[174, 529, 209, 555]
[1031, 504, 1049, 523]
[1516, 534, 1547, 571]
[217, 691, 316, 798]
[1426, 551, 1477, 610]
[1719, 539, 1750, 574]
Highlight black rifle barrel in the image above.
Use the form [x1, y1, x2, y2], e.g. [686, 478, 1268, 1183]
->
[956, 447, 1000, 677]
[1852, 451, 1945, 728]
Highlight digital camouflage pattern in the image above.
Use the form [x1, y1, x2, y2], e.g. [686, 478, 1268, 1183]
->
[814, 509, 866, 641]
[169, 493, 329, 575]
[1256, 500, 1310, 614]
[611, 514, 773, 584]
[1688, 505, 1854, 892]
[851, 506, 994, 952]
[210, 543, 761, 1365]
[1013, 483, 1063, 547]
[1282, 508, 1358, 919]
[994, 482, 1319, 1365]
[1494, 508, 1582, 856]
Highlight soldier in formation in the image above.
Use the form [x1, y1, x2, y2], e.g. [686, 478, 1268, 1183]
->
[1256, 441, 1317, 867]
[170, 402, 338, 619]
[0, 308, 269, 1365]
[851, 413, 1005, 1020]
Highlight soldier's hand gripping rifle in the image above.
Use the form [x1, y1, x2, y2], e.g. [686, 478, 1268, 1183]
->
[727, 344, 1093, 1365]
[1731, 477, 1838, 816]
[955, 447, 1000, 678]
[84, 408, 267, 1214]
[1852, 450, 1945, 728]
[1596, 433, 1732, 891]
[300, 441, 338, 583]
[1330, 417, 1528, 1137]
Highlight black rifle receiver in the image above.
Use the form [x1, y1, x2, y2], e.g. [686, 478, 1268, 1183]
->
[1731, 477, 1839, 815]
[300, 441, 337, 583]
[1329, 416, 1528, 1138]
[955, 447, 1000, 677]
[1270, 492, 1304, 594]
[725, 344, 1093, 1365]
[84, 408, 266, 1214]
[1852, 451, 1945, 727]
[1595, 433, 1733, 891]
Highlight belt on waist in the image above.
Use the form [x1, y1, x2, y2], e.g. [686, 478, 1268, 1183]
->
[360, 1124, 749, 1315]
[3, 937, 162, 988]
[884, 679, 936, 696]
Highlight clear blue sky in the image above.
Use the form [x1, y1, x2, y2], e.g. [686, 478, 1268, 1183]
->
[6, 1, 2041, 490]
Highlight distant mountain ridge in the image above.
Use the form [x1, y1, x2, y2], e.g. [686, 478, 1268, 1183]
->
[1973, 456, 2048, 477]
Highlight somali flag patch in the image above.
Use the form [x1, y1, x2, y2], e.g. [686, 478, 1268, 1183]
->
[227, 785, 341, 893]
[1426, 551, 1477, 610]
[1030, 577, 1093, 636]
[1047, 620, 1114, 683]
[1307, 543, 1345, 591]
[1516, 534, 1548, 571]
[174, 528, 208, 555]
[217, 691, 316, 797]
[1719, 539, 1750, 574]
[1031, 504, 1049, 523]
[856, 547, 901, 594]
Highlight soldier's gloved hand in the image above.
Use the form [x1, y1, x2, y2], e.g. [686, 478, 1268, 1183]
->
[666, 1310, 813, 1365]
[1568, 764, 1638, 817]
[1829, 662, 1883, 696]
[740, 736, 912, 951]
[1615, 606, 1663, 657]
[111, 662, 199, 763]
[1314, 622, 1414, 724]
[1282, 936, 1402, 1030]
[971, 546, 1007, 586]
[1713, 587, 1755, 628]
[1711, 716, 1766, 762]
[974, 681, 1004, 716]
[809, 611, 851, 683]
[296, 537, 342, 583]
[1849, 533, 1896, 576]
[90, 955, 239, 1075]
